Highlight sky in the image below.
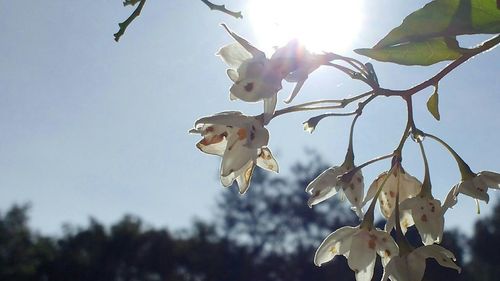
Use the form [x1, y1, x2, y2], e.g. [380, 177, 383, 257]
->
[0, 0, 498, 236]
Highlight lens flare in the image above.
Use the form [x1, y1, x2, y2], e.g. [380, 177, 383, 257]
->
[247, 0, 364, 53]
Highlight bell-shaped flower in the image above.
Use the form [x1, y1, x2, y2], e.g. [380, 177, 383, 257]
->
[217, 25, 335, 123]
[382, 245, 460, 281]
[443, 171, 500, 212]
[385, 191, 444, 245]
[190, 111, 278, 194]
[305, 164, 364, 216]
[363, 167, 421, 220]
[315, 225, 398, 281]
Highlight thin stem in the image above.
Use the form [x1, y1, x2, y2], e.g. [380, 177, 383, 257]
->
[272, 105, 346, 118]
[424, 133, 475, 179]
[272, 90, 374, 119]
[405, 96, 417, 134]
[359, 153, 394, 170]
[343, 94, 377, 165]
[331, 53, 370, 76]
[325, 62, 373, 87]
[200, 0, 242, 18]
[394, 121, 410, 156]
[344, 114, 359, 168]
[344, 153, 394, 179]
[379, 35, 500, 98]
[114, 0, 147, 42]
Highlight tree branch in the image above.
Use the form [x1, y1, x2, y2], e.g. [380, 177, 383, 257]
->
[114, 0, 147, 42]
[379, 34, 500, 97]
[201, 0, 243, 19]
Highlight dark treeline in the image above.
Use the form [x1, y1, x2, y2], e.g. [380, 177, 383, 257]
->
[0, 156, 498, 281]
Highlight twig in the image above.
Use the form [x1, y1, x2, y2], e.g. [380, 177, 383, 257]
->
[114, 0, 147, 42]
[201, 0, 243, 19]
[380, 35, 500, 97]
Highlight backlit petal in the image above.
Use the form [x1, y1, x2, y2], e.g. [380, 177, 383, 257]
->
[217, 42, 252, 69]
[314, 226, 357, 266]
[412, 244, 461, 273]
[256, 147, 279, 172]
[347, 230, 377, 281]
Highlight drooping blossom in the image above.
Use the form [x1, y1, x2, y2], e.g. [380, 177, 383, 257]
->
[305, 164, 364, 217]
[190, 111, 278, 194]
[363, 167, 421, 228]
[386, 191, 444, 245]
[315, 225, 398, 281]
[217, 24, 334, 123]
[443, 171, 500, 213]
[382, 245, 460, 281]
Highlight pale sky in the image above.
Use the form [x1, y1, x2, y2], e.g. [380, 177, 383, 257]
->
[0, 0, 498, 236]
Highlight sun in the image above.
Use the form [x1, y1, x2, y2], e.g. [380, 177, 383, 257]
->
[246, 0, 364, 54]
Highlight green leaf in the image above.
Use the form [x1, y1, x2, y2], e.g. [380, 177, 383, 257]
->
[355, 37, 462, 65]
[375, 0, 500, 48]
[427, 84, 441, 120]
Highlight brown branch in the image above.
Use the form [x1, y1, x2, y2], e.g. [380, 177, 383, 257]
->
[114, 0, 147, 42]
[201, 0, 243, 19]
[379, 34, 500, 97]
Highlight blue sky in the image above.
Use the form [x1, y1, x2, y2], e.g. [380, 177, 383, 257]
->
[0, 0, 498, 235]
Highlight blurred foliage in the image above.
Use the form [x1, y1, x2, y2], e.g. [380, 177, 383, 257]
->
[0, 156, 499, 280]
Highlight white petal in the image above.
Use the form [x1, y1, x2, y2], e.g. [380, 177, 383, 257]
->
[457, 179, 489, 203]
[314, 226, 357, 266]
[221, 24, 265, 59]
[341, 170, 364, 216]
[263, 96, 277, 125]
[229, 74, 282, 103]
[362, 172, 387, 208]
[235, 161, 255, 194]
[194, 111, 248, 128]
[247, 125, 269, 149]
[306, 166, 346, 207]
[227, 69, 239, 82]
[404, 254, 427, 281]
[408, 197, 444, 245]
[383, 256, 422, 281]
[217, 42, 253, 69]
[373, 229, 399, 266]
[412, 244, 461, 273]
[221, 140, 257, 177]
[347, 230, 377, 281]
[442, 185, 459, 213]
[384, 208, 414, 234]
[256, 147, 279, 172]
[196, 137, 227, 156]
[478, 171, 500, 189]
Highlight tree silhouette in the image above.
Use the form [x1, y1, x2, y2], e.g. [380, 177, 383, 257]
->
[0, 157, 495, 281]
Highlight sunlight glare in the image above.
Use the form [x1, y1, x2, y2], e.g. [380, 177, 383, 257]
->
[247, 0, 364, 54]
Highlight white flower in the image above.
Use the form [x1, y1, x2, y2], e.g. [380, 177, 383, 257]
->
[382, 245, 460, 281]
[363, 168, 421, 219]
[443, 171, 500, 212]
[305, 164, 364, 216]
[386, 192, 444, 245]
[190, 112, 278, 194]
[217, 25, 283, 124]
[217, 25, 334, 123]
[315, 226, 398, 281]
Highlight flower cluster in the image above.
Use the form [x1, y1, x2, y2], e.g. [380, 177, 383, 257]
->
[191, 25, 335, 192]
[190, 25, 500, 281]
